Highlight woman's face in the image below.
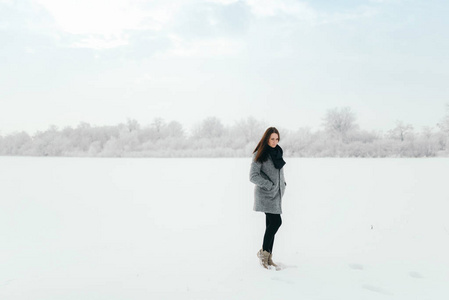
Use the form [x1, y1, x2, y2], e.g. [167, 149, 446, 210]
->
[268, 133, 279, 148]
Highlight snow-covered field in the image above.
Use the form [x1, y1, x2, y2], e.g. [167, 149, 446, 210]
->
[1, 157, 449, 300]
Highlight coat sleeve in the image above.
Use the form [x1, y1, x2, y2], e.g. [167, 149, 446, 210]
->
[249, 155, 274, 191]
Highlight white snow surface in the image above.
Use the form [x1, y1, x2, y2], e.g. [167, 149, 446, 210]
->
[1, 157, 449, 299]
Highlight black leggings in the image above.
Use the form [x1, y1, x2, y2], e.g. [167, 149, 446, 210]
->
[262, 213, 282, 253]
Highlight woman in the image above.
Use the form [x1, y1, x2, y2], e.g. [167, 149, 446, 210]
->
[249, 127, 286, 270]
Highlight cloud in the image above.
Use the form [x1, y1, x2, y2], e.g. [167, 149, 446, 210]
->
[156, 34, 244, 58]
[26, 0, 380, 53]
[173, 1, 250, 38]
[369, 0, 399, 3]
[318, 6, 379, 25]
[246, 0, 317, 19]
[32, 0, 181, 49]
[204, 0, 240, 4]
[70, 34, 129, 49]
[33, 0, 175, 35]
[244, 0, 378, 26]
[30, 0, 251, 54]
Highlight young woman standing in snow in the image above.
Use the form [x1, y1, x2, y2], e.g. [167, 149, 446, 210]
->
[250, 127, 286, 270]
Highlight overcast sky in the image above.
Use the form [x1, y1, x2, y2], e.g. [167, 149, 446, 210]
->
[1, 0, 448, 135]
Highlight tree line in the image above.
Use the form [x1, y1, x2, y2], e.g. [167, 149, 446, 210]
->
[1, 106, 449, 157]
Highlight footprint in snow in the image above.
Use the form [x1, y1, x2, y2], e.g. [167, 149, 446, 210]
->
[0, 279, 16, 286]
[348, 263, 364, 270]
[409, 271, 424, 279]
[362, 284, 393, 296]
[275, 263, 298, 270]
[271, 276, 294, 284]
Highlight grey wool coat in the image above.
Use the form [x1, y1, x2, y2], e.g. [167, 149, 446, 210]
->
[249, 151, 286, 214]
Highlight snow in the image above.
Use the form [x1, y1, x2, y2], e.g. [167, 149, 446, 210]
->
[1, 157, 449, 299]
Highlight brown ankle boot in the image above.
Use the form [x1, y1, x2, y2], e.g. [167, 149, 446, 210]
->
[257, 249, 270, 269]
[268, 253, 278, 268]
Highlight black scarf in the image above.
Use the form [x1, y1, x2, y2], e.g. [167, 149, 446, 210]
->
[268, 145, 286, 169]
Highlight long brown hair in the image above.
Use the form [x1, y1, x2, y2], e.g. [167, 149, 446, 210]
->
[253, 127, 280, 163]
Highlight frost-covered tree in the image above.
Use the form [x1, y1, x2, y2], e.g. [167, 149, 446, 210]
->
[388, 121, 414, 142]
[126, 118, 140, 132]
[2, 111, 449, 157]
[0, 131, 32, 155]
[71, 122, 94, 152]
[282, 127, 314, 156]
[233, 116, 266, 143]
[436, 104, 449, 151]
[421, 126, 433, 139]
[413, 126, 438, 157]
[323, 107, 358, 142]
[192, 117, 225, 138]
[151, 118, 165, 133]
[346, 129, 380, 144]
[437, 104, 449, 133]
[31, 127, 61, 156]
[163, 121, 185, 138]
